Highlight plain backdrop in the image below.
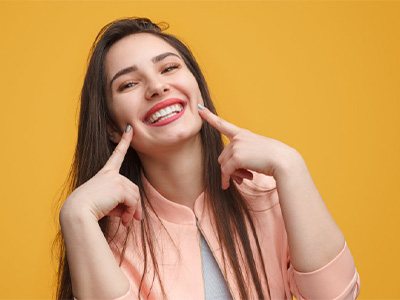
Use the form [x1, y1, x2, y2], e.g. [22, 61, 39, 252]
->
[0, 1, 399, 299]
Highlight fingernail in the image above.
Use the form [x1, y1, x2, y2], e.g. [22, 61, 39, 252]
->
[197, 103, 205, 110]
[125, 124, 132, 133]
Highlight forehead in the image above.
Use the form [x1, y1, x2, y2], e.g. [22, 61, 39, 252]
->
[105, 33, 179, 77]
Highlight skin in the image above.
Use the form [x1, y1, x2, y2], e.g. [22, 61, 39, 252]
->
[197, 106, 345, 272]
[105, 33, 205, 209]
[60, 33, 346, 298]
[104, 33, 345, 272]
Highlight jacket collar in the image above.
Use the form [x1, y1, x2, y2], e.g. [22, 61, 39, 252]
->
[141, 173, 206, 226]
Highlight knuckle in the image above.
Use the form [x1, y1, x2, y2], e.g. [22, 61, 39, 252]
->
[116, 177, 127, 190]
[231, 143, 239, 151]
[127, 195, 136, 207]
[131, 184, 139, 193]
[232, 135, 241, 142]
[231, 152, 240, 166]
[128, 194, 139, 207]
[221, 165, 228, 175]
[117, 175, 125, 183]
[231, 152, 240, 162]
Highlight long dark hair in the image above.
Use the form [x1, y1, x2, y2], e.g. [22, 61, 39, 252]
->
[53, 17, 271, 299]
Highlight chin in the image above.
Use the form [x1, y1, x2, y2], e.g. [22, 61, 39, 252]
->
[162, 128, 201, 145]
[134, 120, 203, 153]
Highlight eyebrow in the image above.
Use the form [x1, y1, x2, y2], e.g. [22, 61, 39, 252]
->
[109, 52, 181, 89]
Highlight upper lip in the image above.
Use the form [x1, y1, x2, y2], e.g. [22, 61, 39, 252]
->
[142, 98, 186, 122]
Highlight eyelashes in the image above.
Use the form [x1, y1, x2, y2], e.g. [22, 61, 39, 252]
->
[118, 63, 181, 91]
[161, 63, 180, 74]
[120, 81, 135, 91]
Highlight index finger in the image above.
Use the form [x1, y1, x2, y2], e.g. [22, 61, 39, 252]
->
[103, 124, 133, 171]
[197, 105, 240, 139]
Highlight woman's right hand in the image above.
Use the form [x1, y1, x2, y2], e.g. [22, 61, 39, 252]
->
[61, 124, 142, 227]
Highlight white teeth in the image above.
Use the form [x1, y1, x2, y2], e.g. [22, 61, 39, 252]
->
[158, 112, 178, 122]
[148, 104, 183, 123]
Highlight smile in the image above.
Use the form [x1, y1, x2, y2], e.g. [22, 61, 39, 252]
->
[143, 98, 186, 127]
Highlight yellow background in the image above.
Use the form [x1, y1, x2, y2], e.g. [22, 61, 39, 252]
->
[0, 1, 399, 299]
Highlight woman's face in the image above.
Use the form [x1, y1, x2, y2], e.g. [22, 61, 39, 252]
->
[104, 33, 204, 155]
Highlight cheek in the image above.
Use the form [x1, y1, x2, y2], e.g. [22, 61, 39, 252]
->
[189, 110, 204, 134]
[191, 83, 204, 105]
[176, 71, 202, 98]
[109, 98, 141, 125]
[129, 130, 147, 150]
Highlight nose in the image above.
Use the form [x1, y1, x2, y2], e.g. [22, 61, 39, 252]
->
[145, 77, 170, 100]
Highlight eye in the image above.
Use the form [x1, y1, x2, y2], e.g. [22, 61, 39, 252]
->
[119, 81, 137, 91]
[161, 63, 180, 74]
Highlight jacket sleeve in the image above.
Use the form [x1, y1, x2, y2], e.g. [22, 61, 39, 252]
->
[74, 281, 135, 300]
[73, 284, 134, 300]
[237, 171, 361, 299]
[287, 240, 361, 299]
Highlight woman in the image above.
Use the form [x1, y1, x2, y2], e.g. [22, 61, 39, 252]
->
[55, 17, 360, 299]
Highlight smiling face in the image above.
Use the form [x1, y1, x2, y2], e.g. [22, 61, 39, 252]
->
[104, 33, 204, 155]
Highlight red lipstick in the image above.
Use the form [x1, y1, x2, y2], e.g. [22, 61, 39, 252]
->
[143, 98, 186, 127]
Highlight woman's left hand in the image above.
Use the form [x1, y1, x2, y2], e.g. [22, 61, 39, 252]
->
[198, 105, 303, 189]
[199, 106, 350, 276]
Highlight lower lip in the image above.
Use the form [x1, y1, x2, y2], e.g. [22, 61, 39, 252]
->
[147, 105, 186, 127]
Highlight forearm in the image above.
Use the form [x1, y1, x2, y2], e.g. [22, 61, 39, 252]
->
[60, 204, 129, 299]
[275, 151, 345, 273]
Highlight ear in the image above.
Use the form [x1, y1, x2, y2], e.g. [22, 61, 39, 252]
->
[106, 124, 122, 144]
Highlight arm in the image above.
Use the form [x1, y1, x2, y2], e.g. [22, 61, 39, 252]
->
[274, 151, 345, 272]
[59, 124, 141, 299]
[197, 105, 360, 298]
[277, 154, 360, 299]
[198, 105, 347, 272]
[60, 205, 130, 299]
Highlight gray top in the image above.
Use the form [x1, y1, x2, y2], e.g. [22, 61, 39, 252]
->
[200, 235, 233, 300]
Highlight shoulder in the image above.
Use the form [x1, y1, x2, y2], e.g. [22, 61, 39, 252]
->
[235, 171, 279, 212]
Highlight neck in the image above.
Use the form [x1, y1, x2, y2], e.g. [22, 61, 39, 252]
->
[138, 135, 204, 210]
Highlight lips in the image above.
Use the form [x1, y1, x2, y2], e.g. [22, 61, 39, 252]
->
[143, 98, 186, 124]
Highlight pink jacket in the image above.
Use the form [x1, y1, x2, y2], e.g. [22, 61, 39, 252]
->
[108, 172, 360, 299]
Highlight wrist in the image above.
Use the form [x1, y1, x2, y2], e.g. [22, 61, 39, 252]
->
[272, 147, 307, 182]
[60, 198, 97, 228]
